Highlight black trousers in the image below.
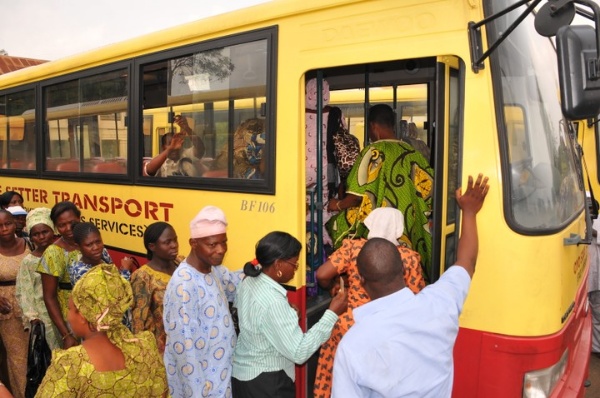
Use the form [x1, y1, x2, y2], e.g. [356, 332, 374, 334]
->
[232, 370, 295, 398]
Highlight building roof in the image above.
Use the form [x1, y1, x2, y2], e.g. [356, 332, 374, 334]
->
[0, 55, 48, 75]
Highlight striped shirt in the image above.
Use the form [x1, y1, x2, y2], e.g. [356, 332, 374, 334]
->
[232, 273, 338, 381]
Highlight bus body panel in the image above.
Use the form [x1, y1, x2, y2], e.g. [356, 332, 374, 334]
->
[454, 273, 591, 397]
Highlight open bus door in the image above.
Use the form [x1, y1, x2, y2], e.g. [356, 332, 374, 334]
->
[302, 55, 462, 396]
[432, 57, 463, 280]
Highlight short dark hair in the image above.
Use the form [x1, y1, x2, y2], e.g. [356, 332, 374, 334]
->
[368, 104, 395, 129]
[357, 237, 404, 283]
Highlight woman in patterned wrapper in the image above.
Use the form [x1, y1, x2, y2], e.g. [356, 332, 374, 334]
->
[15, 207, 61, 352]
[36, 201, 85, 350]
[35, 264, 168, 397]
[131, 222, 180, 354]
[326, 104, 434, 282]
[0, 210, 30, 398]
[313, 207, 426, 398]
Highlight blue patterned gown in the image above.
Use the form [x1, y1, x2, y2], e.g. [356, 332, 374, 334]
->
[163, 261, 242, 398]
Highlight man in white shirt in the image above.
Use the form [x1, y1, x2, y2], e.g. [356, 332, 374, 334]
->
[332, 173, 489, 398]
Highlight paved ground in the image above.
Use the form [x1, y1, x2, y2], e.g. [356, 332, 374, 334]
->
[586, 353, 600, 397]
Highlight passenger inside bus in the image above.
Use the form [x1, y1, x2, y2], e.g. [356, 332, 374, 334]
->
[327, 106, 360, 199]
[231, 118, 266, 179]
[404, 122, 431, 162]
[206, 118, 266, 179]
[326, 104, 434, 281]
[143, 115, 206, 177]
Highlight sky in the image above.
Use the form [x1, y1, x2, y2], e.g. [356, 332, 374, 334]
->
[0, 0, 271, 61]
[1, 0, 597, 61]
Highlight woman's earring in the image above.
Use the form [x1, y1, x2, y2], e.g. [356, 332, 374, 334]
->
[277, 270, 283, 278]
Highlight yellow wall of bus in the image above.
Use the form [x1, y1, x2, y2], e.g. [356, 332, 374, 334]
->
[0, 0, 587, 337]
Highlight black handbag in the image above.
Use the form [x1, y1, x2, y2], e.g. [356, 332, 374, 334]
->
[24, 321, 52, 398]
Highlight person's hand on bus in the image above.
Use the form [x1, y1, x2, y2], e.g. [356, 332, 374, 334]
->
[327, 198, 341, 213]
[456, 173, 489, 216]
[327, 195, 361, 213]
[455, 173, 489, 278]
[328, 286, 348, 316]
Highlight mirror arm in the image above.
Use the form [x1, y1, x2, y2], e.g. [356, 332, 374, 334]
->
[468, 0, 542, 73]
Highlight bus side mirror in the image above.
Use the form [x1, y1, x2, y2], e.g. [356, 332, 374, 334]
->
[556, 25, 600, 120]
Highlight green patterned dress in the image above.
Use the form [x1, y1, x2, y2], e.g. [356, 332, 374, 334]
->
[35, 244, 80, 320]
[326, 139, 434, 280]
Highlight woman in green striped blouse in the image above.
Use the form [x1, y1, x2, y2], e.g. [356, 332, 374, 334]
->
[232, 231, 348, 398]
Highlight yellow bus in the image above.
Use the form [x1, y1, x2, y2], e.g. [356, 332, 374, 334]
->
[0, 0, 597, 396]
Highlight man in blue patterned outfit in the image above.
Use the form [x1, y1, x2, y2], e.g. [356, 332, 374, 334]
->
[163, 206, 243, 397]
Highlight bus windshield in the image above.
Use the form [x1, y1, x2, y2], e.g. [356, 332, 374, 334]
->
[487, 0, 584, 231]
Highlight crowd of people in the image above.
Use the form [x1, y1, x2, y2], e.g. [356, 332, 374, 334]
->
[0, 171, 489, 398]
[0, 101, 491, 397]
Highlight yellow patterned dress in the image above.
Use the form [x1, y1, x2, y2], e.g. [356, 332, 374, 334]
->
[35, 244, 80, 320]
[35, 264, 168, 397]
[326, 139, 434, 281]
[35, 330, 167, 397]
[130, 264, 173, 353]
